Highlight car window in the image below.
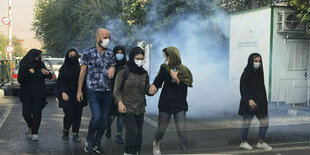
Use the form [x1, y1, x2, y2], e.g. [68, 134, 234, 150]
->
[43, 61, 52, 70]
[49, 59, 64, 66]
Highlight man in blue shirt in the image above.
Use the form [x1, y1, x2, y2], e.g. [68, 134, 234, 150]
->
[77, 28, 116, 153]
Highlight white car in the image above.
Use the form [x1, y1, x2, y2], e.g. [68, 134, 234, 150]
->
[44, 58, 64, 78]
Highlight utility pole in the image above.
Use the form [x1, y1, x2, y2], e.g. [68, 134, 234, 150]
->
[8, 0, 12, 61]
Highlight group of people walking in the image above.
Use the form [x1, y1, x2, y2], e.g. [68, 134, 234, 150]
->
[17, 27, 272, 154]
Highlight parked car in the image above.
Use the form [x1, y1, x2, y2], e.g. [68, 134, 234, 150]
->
[44, 58, 64, 78]
[11, 58, 57, 96]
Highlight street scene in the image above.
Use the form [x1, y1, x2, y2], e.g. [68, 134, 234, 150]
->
[1, 0, 310, 154]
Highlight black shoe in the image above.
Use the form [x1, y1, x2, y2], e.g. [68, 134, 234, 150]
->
[84, 141, 92, 153]
[62, 129, 69, 141]
[93, 145, 104, 154]
[105, 128, 111, 139]
[115, 134, 124, 144]
[72, 134, 81, 142]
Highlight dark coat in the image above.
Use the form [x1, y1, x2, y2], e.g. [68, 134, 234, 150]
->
[56, 67, 87, 108]
[18, 49, 52, 106]
[238, 53, 268, 116]
[109, 46, 127, 116]
[56, 51, 87, 108]
[153, 64, 189, 114]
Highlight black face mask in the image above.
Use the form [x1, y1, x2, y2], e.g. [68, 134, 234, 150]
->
[68, 56, 78, 64]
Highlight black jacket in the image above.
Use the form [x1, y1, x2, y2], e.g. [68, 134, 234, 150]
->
[238, 53, 268, 116]
[153, 65, 189, 114]
[18, 49, 52, 105]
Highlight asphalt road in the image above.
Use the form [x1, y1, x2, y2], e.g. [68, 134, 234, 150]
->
[1, 93, 310, 154]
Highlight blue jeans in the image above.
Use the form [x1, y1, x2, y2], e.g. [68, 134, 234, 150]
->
[107, 115, 124, 134]
[240, 113, 269, 141]
[86, 90, 112, 146]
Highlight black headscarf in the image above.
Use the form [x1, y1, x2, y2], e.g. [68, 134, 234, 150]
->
[19, 49, 45, 71]
[127, 47, 147, 74]
[244, 53, 264, 83]
[62, 49, 80, 79]
[113, 46, 127, 69]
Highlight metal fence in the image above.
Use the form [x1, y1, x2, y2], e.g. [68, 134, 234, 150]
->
[0, 60, 16, 87]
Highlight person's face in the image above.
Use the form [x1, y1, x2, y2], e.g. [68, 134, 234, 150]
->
[117, 50, 123, 55]
[134, 54, 144, 61]
[35, 54, 41, 60]
[97, 30, 110, 43]
[254, 56, 261, 63]
[68, 51, 77, 57]
[163, 53, 169, 63]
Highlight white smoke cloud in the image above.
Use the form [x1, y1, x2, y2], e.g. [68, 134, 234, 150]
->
[141, 5, 240, 118]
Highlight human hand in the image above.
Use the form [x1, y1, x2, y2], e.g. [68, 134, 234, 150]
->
[118, 101, 126, 113]
[77, 91, 83, 103]
[62, 92, 69, 101]
[107, 67, 115, 79]
[29, 68, 35, 74]
[170, 69, 178, 80]
[41, 68, 50, 75]
[149, 84, 158, 95]
[249, 100, 257, 108]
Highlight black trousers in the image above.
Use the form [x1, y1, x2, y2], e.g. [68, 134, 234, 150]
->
[121, 113, 144, 154]
[62, 102, 83, 133]
[155, 111, 188, 148]
[22, 98, 44, 135]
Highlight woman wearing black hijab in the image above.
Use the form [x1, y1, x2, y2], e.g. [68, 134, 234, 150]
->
[105, 46, 127, 144]
[238, 53, 272, 151]
[56, 49, 87, 142]
[114, 47, 154, 155]
[18, 49, 52, 141]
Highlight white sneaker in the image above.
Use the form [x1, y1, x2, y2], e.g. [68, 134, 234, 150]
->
[153, 141, 161, 155]
[32, 134, 39, 141]
[239, 141, 253, 150]
[256, 142, 272, 150]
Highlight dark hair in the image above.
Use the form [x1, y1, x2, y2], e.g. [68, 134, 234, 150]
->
[113, 46, 126, 55]
[67, 48, 78, 54]
[129, 47, 145, 61]
[163, 48, 168, 56]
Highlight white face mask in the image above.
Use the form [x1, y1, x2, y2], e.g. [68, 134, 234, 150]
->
[254, 62, 261, 69]
[99, 39, 110, 48]
[165, 60, 169, 65]
[135, 60, 143, 67]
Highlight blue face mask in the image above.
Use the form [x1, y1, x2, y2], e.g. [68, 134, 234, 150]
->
[116, 53, 124, 61]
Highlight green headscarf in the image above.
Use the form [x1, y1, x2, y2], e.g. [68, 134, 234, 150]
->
[162, 46, 193, 87]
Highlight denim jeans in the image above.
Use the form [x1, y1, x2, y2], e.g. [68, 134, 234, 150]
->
[107, 115, 124, 134]
[121, 113, 144, 154]
[155, 111, 188, 149]
[86, 90, 112, 146]
[240, 113, 269, 141]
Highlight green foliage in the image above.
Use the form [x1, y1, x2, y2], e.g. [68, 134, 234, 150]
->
[0, 33, 26, 59]
[32, 0, 230, 55]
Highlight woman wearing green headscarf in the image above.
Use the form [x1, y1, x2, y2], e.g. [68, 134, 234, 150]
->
[149, 46, 193, 155]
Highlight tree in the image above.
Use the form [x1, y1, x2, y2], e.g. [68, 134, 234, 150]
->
[33, 0, 230, 55]
[220, 0, 273, 13]
[286, 0, 310, 33]
[0, 33, 26, 59]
